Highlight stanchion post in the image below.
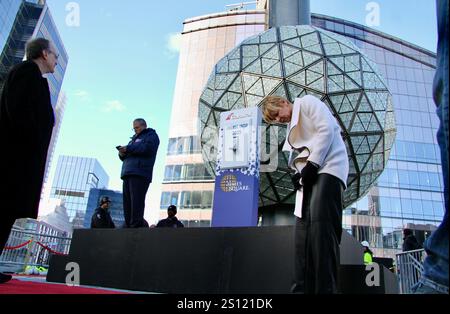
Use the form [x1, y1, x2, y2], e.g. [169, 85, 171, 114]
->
[22, 236, 34, 273]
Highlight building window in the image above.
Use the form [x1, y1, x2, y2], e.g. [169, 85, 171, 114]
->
[168, 138, 177, 155]
[170, 192, 179, 207]
[160, 192, 171, 208]
[191, 191, 202, 208]
[167, 136, 202, 155]
[173, 165, 182, 181]
[163, 164, 214, 182]
[180, 191, 191, 209]
[164, 166, 174, 181]
[185, 220, 211, 228]
[162, 190, 213, 210]
[54, 189, 85, 198]
[201, 191, 213, 208]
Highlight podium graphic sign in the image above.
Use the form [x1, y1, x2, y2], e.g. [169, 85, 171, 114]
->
[211, 107, 261, 227]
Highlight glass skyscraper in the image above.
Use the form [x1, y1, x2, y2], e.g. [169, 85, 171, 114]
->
[162, 4, 443, 259]
[0, 0, 69, 191]
[0, 0, 23, 55]
[50, 156, 109, 229]
[31, 3, 68, 107]
[83, 188, 125, 229]
[44, 92, 66, 184]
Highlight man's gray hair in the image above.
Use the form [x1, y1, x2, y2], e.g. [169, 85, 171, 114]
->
[134, 118, 147, 127]
[25, 38, 51, 60]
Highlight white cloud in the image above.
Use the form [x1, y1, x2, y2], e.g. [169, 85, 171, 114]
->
[73, 89, 90, 102]
[166, 32, 182, 54]
[74, 90, 88, 97]
[102, 100, 126, 113]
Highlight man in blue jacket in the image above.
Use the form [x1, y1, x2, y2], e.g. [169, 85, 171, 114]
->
[118, 118, 159, 228]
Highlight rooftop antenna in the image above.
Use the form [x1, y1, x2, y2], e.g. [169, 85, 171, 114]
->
[226, 1, 258, 11]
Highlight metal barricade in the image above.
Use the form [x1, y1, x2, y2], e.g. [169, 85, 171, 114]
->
[0, 228, 72, 273]
[395, 249, 426, 294]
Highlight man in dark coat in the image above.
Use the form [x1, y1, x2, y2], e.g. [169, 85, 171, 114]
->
[118, 118, 159, 228]
[156, 205, 184, 228]
[91, 197, 116, 229]
[0, 38, 57, 284]
[403, 229, 422, 252]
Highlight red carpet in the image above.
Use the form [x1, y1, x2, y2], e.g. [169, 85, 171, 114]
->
[0, 279, 130, 294]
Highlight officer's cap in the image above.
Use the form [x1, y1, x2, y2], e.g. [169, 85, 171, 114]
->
[100, 196, 111, 205]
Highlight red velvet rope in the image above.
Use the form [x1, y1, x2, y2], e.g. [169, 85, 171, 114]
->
[4, 240, 32, 250]
[35, 241, 67, 256]
[4, 239, 67, 256]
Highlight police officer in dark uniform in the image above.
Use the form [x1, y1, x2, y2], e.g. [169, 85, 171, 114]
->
[91, 197, 116, 229]
[402, 228, 422, 252]
[156, 205, 184, 228]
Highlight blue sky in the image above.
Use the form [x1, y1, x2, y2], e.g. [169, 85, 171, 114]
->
[43, 0, 438, 220]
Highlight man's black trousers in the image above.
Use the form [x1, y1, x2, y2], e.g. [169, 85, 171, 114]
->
[122, 175, 151, 228]
[292, 173, 344, 294]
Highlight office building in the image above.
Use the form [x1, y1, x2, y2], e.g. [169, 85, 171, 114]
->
[161, 6, 267, 227]
[83, 188, 125, 229]
[162, 1, 443, 259]
[50, 156, 109, 229]
[0, 0, 69, 189]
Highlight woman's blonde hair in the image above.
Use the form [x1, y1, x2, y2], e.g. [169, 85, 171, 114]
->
[261, 96, 287, 123]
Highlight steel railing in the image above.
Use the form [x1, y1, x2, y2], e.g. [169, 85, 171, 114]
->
[0, 228, 72, 273]
[395, 249, 426, 294]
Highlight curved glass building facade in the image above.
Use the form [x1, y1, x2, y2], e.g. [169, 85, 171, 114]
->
[198, 24, 397, 209]
[311, 14, 441, 258]
[162, 7, 442, 259]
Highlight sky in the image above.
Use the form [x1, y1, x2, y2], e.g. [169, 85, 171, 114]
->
[42, 0, 438, 222]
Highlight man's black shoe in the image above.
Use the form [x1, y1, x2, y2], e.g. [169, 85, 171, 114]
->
[0, 272, 12, 284]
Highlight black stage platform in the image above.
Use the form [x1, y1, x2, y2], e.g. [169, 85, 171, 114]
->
[47, 226, 399, 294]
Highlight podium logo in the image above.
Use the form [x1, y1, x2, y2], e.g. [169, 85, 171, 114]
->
[220, 175, 249, 192]
[65, 262, 80, 287]
[365, 262, 380, 287]
[226, 113, 234, 121]
[225, 112, 252, 121]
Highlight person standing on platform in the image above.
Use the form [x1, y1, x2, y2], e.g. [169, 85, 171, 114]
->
[118, 118, 159, 228]
[0, 38, 58, 284]
[261, 95, 349, 294]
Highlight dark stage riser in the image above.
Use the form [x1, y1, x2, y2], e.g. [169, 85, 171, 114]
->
[47, 226, 398, 294]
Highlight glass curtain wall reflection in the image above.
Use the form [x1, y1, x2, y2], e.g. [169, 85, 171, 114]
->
[0, 0, 69, 197]
[83, 188, 125, 228]
[162, 9, 443, 259]
[50, 156, 109, 229]
[312, 14, 442, 259]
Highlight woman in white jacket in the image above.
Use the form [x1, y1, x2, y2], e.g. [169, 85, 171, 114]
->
[261, 95, 349, 294]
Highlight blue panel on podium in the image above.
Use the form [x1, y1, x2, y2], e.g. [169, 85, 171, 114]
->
[211, 107, 261, 227]
[212, 172, 259, 226]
